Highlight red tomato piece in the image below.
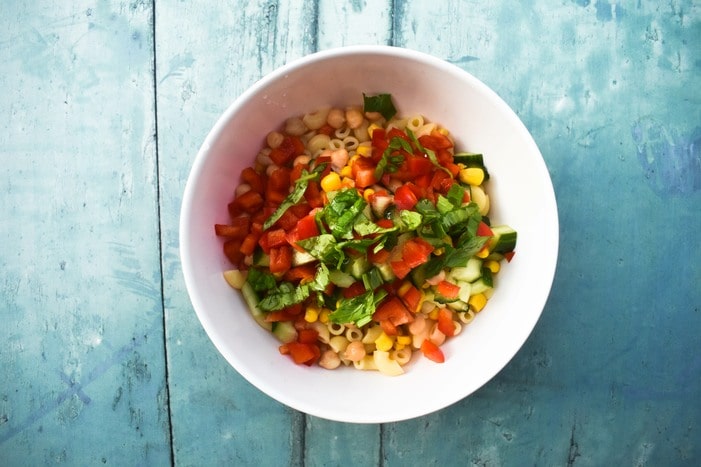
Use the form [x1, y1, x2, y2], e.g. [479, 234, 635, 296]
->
[394, 184, 419, 210]
[373, 297, 414, 327]
[283, 264, 317, 283]
[233, 190, 264, 214]
[269, 246, 292, 274]
[240, 232, 260, 256]
[223, 239, 243, 264]
[286, 342, 316, 365]
[304, 180, 324, 208]
[342, 281, 366, 299]
[399, 284, 422, 313]
[407, 155, 434, 176]
[476, 221, 494, 238]
[504, 251, 516, 262]
[420, 340, 445, 363]
[265, 229, 288, 249]
[214, 216, 250, 239]
[436, 280, 460, 301]
[240, 167, 266, 193]
[418, 132, 453, 151]
[437, 308, 456, 337]
[390, 260, 412, 280]
[368, 247, 390, 265]
[298, 328, 319, 345]
[402, 238, 433, 269]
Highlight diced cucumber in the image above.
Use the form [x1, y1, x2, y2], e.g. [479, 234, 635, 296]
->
[457, 281, 472, 303]
[363, 268, 384, 290]
[377, 261, 396, 282]
[292, 249, 316, 266]
[449, 258, 483, 283]
[447, 300, 469, 312]
[272, 321, 298, 343]
[346, 255, 370, 279]
[223, 269, 247, 289]
[470, 277, 493, 296]
[370, 194, 393, 218]
[490, 225, 517, 254]
[481, 266, 494, 287]
[409, 263, 428, 288]
[241, 282, 272, 331]
[252, 249, 270, 267]
[329, 269, 356, 288]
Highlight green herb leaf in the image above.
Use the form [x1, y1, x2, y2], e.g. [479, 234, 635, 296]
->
[263, 167, 321, 230]
[362, 93, 397, 120]
[328, 288, 389, 327]
[258, 282, 310, 312]
[246, 267, 277, 293]
[321, 188, 367, 239]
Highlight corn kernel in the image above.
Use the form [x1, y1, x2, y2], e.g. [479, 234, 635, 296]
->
[468, 293, 488, 313]
[428, 307, 440, 320]
[349, 154, 362, 164]
[363, 188, 375, 202]
[356, 145, 373, 157]
[396, 335, 412, 346]
[397, 281, 413, 297]
[321, 172, 342, 192]
[319, 309, 330, 324]
[476, 246, 490, 258]
[367, 123, 381, 138]
[340, 165, 353, 178]
[459, 167, 485, 186]
[375, 332, 394, 352]
[485, 260, 500, 274]
[304, 306, 319, 323]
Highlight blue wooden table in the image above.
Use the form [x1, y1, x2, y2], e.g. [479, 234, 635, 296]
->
[2, 1, 700, 465]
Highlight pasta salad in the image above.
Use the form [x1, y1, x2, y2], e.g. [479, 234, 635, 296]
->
[215, 94, 517, 376]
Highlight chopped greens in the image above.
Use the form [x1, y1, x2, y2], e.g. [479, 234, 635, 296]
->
[362, 93, 397, 120]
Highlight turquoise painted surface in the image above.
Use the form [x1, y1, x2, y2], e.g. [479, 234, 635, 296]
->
[2, 1, 699, 466]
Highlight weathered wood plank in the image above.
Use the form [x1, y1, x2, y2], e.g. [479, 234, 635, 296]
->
[0, 1, 170, 465]
[385, 1, 701, 464]
[155, 1, 316, 464]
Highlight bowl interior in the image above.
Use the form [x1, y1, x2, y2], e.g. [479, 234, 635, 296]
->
[180, 46, 558, 423]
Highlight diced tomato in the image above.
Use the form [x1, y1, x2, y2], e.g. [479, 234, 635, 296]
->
[420, 340, 445, 363]
[390, 260, 412, 280]
[269, 246, 292, 274]
[266, 167, 291, 205]
[504, 251, 515, 262]
[373, 297, 414, 326]
[436, 280, 460, 301]
[240, 167, 266, 193]
[352, 158, 378, 188]
[415, 173, 432, 189]
[462, 190, 471, 203]
[289, 163, 307, 183]
[437, 308, 456, 337]
[277, 209, 300, 231]
[283, 264, 317, 283]
[407, 155, 434, 176]
[233, 190, 264, 214]
[368, 247, 390, 265]
[240, 232, 260, 256]
[430, 170, 454, 194]
[317, 123, 334, 136]
[375, 218, 394, 229]
[269, 136, 305, 166]
[263, 229, 288, 249]
[265, 310, 297, 322]
[214, 216, 250, 239]
[402, 238, 433, 269]
[380, 319, 398, 336]
[342, 281, 366, 299]
[476, 221, 494, 238]
[399, 284, 423, 313]
[387, 127, 410, 142]
[298, 328, 319, 345]
[223, 239, 243, 264]
[290, 202, 312, 219]
[286, 341, 316, 364]
[304, 180, 324, 208]
[418, 132, 453, 151]
[394, 184, 419, 210]
[297, 213, 320, 238]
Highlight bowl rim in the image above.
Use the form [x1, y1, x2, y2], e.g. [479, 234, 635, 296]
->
[180, 45, 559, 423]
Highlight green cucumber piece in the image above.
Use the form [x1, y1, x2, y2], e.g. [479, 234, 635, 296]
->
[346, 255, 370, 280]
[490, 225, 517, 253]
[377, 261, 396, 282]
[272, 321, 298, 343]
[329, 269, 356, 288]
[252, 249, 270, 267]
[470, 277, 493, 296]
[241, 282, 272, 331]
[292, 249, 316, 266]
[449, 258, 483, 283]
[363, 268, 384, 291]
[454, 152, 490, 180]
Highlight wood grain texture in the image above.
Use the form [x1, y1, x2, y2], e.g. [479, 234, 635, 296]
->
[0, 1, 170, 465]
[155, 1, 316, 465]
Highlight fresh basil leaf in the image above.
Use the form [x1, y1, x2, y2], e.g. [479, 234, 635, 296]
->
[362, 93, 397, 120]
[321, 188, 367, 239]
[258, 282, 310, 312]
[246, 267, 277, 293]
[264, 168, 319, 230]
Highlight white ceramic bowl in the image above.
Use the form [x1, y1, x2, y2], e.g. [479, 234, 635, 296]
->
[180, 46, 558, 423]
